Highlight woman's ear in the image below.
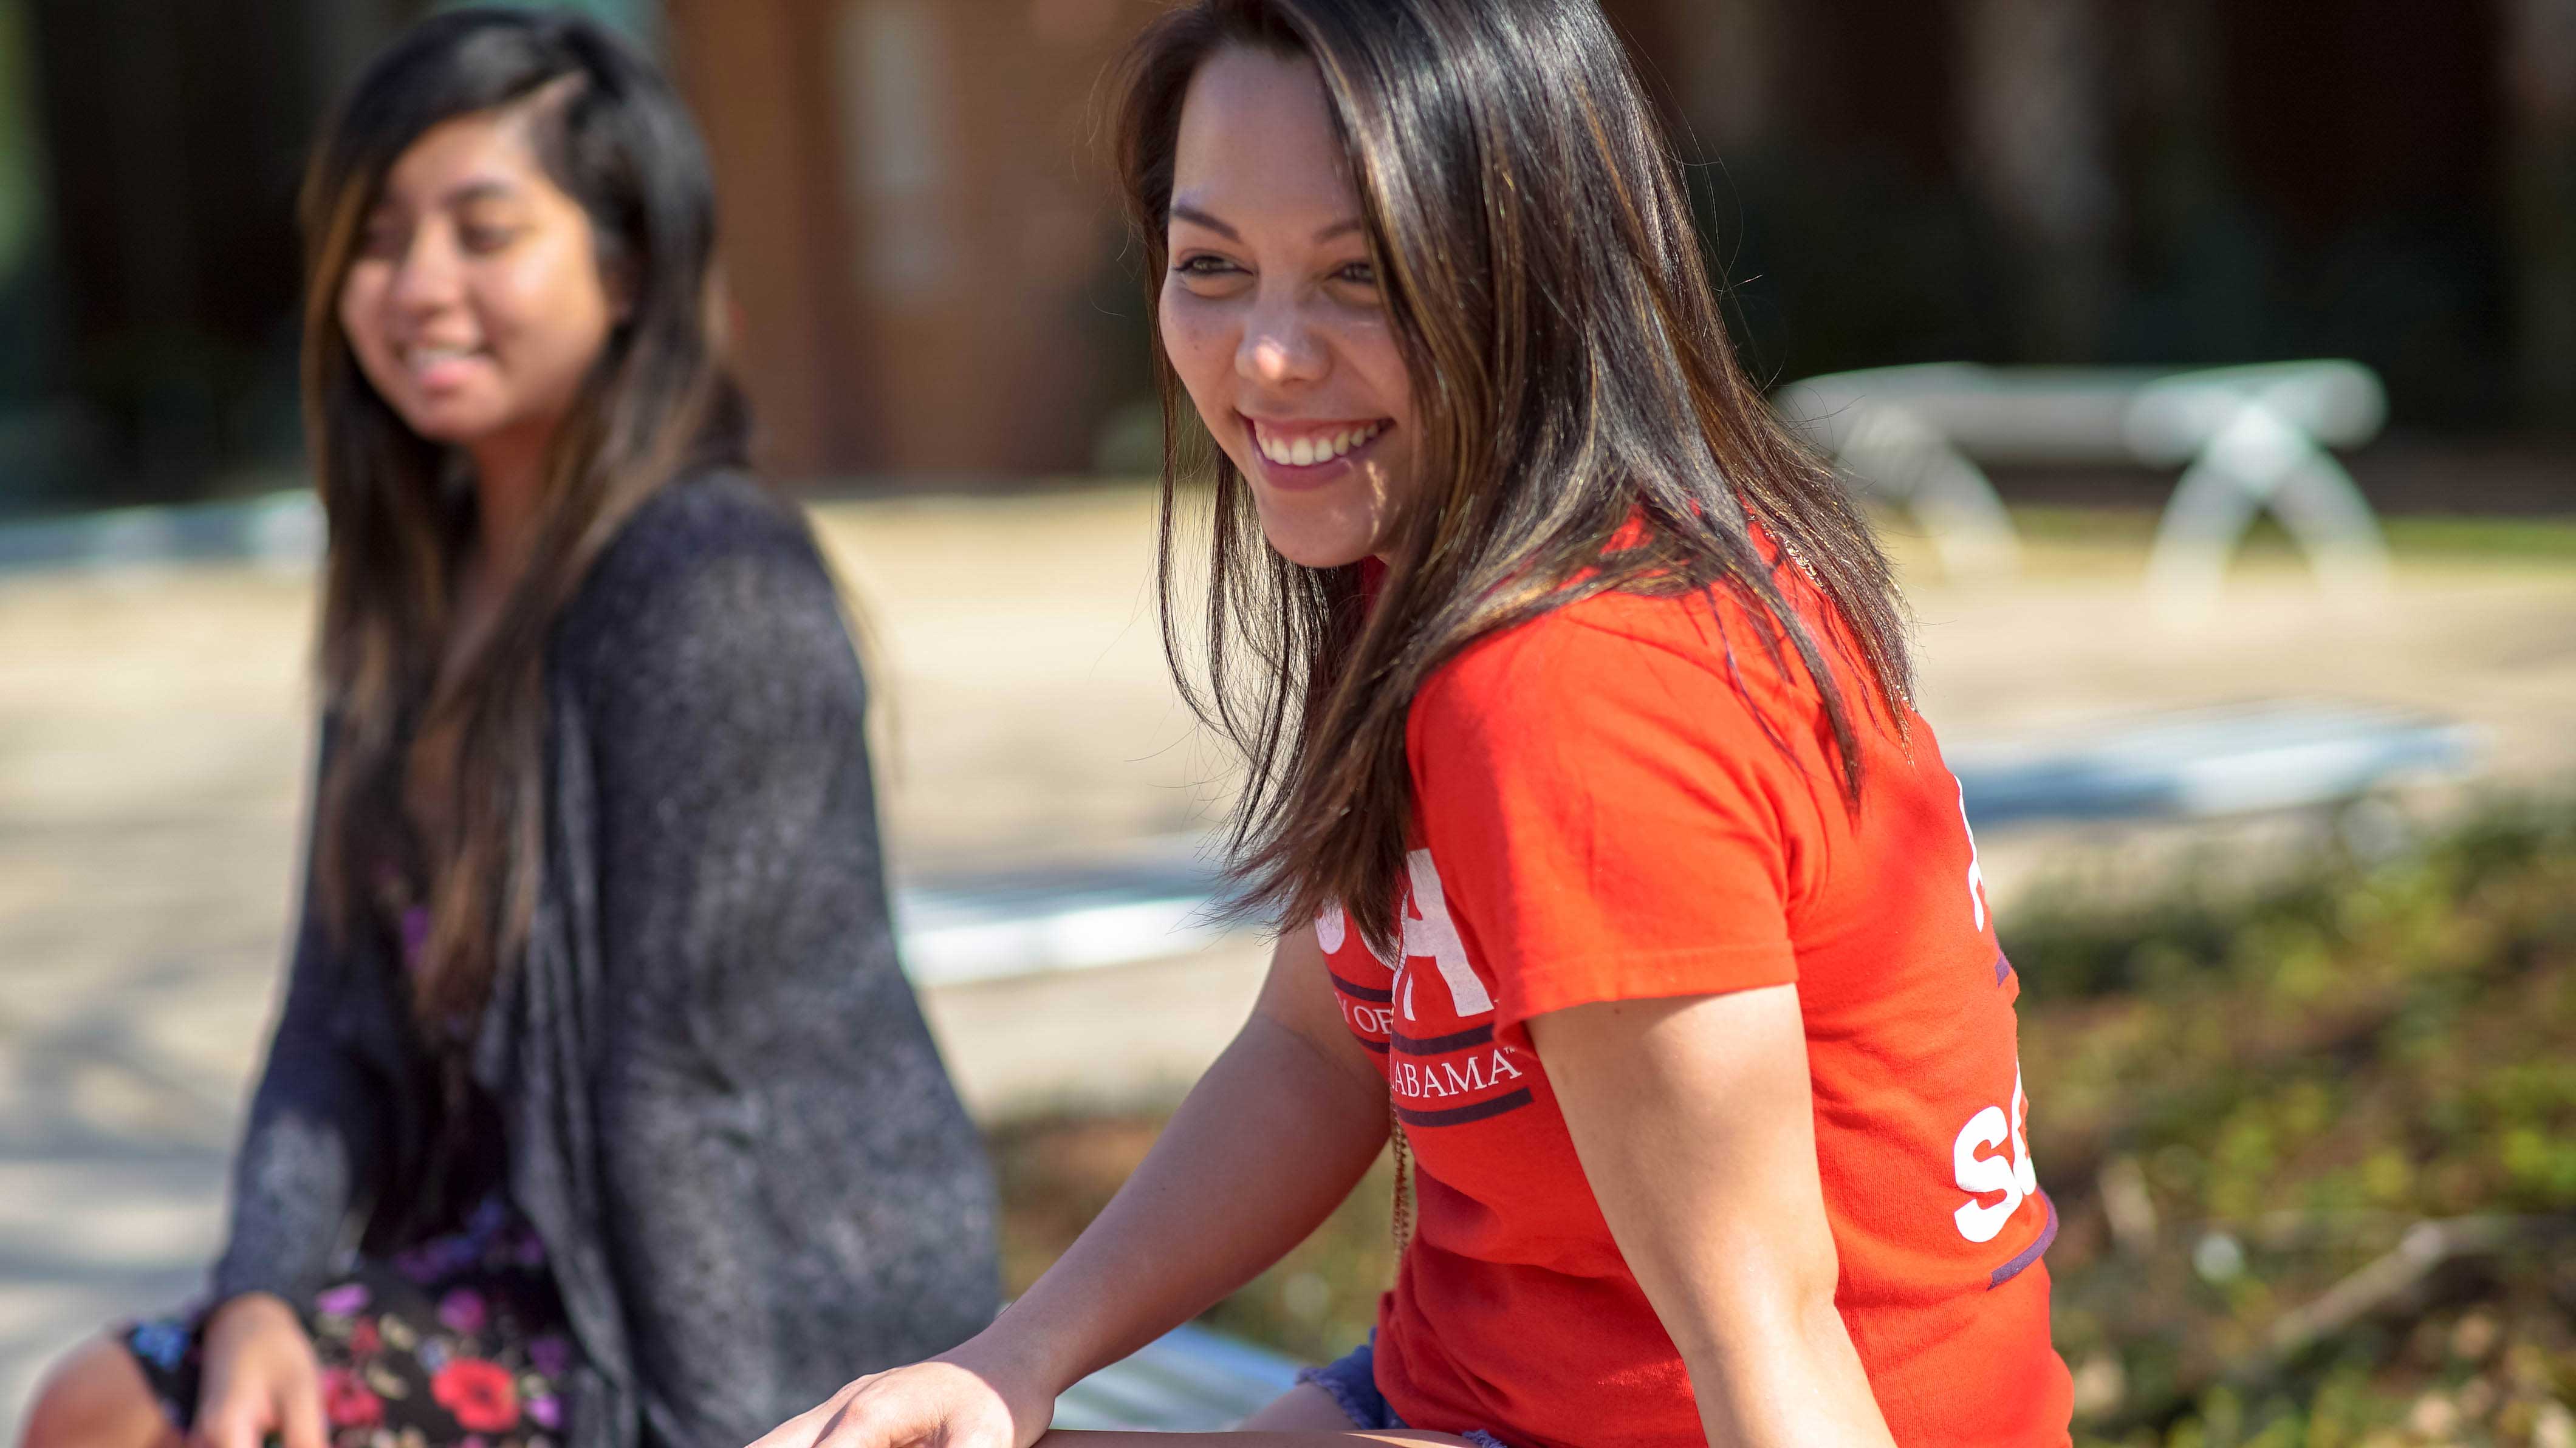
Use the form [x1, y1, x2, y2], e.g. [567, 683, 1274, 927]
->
[601, 251, 637, 325]
[703, 264, 739, 358]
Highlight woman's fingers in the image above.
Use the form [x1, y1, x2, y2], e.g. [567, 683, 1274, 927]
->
[190, 1306, 326, 1448]
[747, 1365, 1019, 1448]
[745, 1377, 873, 1448]
[812, 1384, 958, 1448]
[275, 1372, 328, 1448]
[187, 1387, 263, 1448]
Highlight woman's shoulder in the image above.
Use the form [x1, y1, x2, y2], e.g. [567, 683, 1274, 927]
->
[577, 471, 818, 612]
[1408, 579, 1833, 762]
[589, 470, 818, 589]
[555, 470, 848, 687]
[1417, 586, 1737, 705]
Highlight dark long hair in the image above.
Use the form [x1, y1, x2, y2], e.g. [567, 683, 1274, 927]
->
[304, 9, 747, 1028]
[1112, 0, 1914, 956]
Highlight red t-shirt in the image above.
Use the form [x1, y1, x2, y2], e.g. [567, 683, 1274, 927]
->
[1317, 569, 2071, 1447]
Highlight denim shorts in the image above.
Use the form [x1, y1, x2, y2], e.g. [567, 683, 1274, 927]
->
[1297, 1334, 1510, 1447]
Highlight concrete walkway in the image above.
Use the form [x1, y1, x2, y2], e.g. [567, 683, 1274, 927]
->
[4, 482, 2573, 1422]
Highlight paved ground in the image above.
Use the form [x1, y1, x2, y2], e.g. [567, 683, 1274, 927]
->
[2, 481, 2572, 1424]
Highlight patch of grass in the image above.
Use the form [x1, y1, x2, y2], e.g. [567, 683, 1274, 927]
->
[2010, 795, 2576, 1443]
[2380, 514, 2576, 562]
[1998, 505, 2576, 564]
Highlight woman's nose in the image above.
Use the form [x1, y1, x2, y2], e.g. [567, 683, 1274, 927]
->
[388, 228, 465, 315]
[1236, 295, 1328, 388]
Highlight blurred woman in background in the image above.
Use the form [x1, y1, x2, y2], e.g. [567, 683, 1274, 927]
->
[19, 12, 996, 1448]
[750, 1, 2067, 1446]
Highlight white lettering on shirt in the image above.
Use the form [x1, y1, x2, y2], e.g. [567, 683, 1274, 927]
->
[1393, 1050, 1524, 1102]
[1316, 901, 1348, 954]
[1951, 1062, 2040, 1244]
[1397, 849, 1495, 1020]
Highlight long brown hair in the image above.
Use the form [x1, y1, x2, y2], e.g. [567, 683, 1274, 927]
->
[304, 9, 747, 1028]
[1111, 0, 1914, 957]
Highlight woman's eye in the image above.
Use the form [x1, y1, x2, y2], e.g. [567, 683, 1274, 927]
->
[459, 224, 517, 254]
[1337, 262, 1378, 286]
[357, 220, 406, 259]
[1173, 254, 1239, 278]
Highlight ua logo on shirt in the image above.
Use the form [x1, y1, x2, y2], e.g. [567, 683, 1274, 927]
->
[1397, 848, 1493, 1021]
[1318, 849, 1533, 1130]
[1320, 850, 1499, 1023]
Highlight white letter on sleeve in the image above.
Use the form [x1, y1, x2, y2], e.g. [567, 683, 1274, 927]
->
[1401, 849, 1495, 1019]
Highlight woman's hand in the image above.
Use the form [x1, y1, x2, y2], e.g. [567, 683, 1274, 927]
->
[746, 1336, 1057, 1448]
[748, 928, 1389, 1448]
[191, 1293, 327, 1448]
[748, 926, 1394, 1448]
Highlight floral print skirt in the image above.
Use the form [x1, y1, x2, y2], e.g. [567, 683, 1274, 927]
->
[122, 1198, 578, 1448]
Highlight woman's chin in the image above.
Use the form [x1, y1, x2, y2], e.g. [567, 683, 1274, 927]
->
[1268, 539, 1368, 570]
[389, 402, 506, 449]
[1252, 503, 1381, 570]
[1245, 468, 1396, 568]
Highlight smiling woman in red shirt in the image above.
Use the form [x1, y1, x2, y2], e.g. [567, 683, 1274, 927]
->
[750, 1, 2072, 1446]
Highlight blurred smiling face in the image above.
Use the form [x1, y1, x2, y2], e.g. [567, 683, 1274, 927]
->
[337, 107, 618, 454]
[1160, 45, 1419, 569]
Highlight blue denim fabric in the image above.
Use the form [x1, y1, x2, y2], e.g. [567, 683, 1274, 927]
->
[1297, 1335, 1510, 1447]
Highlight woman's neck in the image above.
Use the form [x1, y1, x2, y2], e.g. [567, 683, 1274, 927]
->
[466, 425, 553, 598]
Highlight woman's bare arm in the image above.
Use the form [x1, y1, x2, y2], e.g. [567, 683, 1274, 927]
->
[751, 927, 1465, 1448]
[1529, 985, 1899, 1448]
[995, 922, 1391, 1392]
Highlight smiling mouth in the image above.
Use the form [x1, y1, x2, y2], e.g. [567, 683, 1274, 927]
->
[399, 342, 488, 377]
[1246, 415, 1391, 470]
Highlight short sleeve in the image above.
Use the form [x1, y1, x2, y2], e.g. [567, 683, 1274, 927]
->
[1407, 607, 1811, 1033]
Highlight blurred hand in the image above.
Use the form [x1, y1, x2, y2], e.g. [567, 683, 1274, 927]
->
[191, 1293, 326, 1448]
[745, 1341, 1055, 1448]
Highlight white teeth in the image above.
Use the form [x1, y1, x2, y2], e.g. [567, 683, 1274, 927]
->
[1253, 419, 1385, 468]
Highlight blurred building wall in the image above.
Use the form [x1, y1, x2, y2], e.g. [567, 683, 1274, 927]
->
[0, 0, 659, 517]
[4, 0, 361, 511]
[0, 0, 2569, 508]
[0, 0, 64, 505]
[665, 0, 1161, 480]
[675, 0, 2575, 482]
[2509, 0, 2576, 424]
[1623, 0, 2538, 432]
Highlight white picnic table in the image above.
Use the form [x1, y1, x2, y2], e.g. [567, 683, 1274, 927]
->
[1774, 360, 2392, 616]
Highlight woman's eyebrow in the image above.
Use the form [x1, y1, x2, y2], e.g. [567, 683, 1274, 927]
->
[1169, 204, 1365, 245]
[439, 179, 521, 209]
[1169, 203, 1239, 239]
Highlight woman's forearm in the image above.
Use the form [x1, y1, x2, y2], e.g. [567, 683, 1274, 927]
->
[210, 921, 380, 1306]
[1677, 1291, 1895, 1448]
[974, 1006, 1389, 1399]
[1030, 1422, 1473, 1432]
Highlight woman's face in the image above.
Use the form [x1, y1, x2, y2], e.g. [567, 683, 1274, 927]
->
[1160, 46, 1419, 570]
[338, 108, 619, 459]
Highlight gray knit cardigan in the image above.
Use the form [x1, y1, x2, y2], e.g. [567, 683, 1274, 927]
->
[209, 473, 1001, 1448]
